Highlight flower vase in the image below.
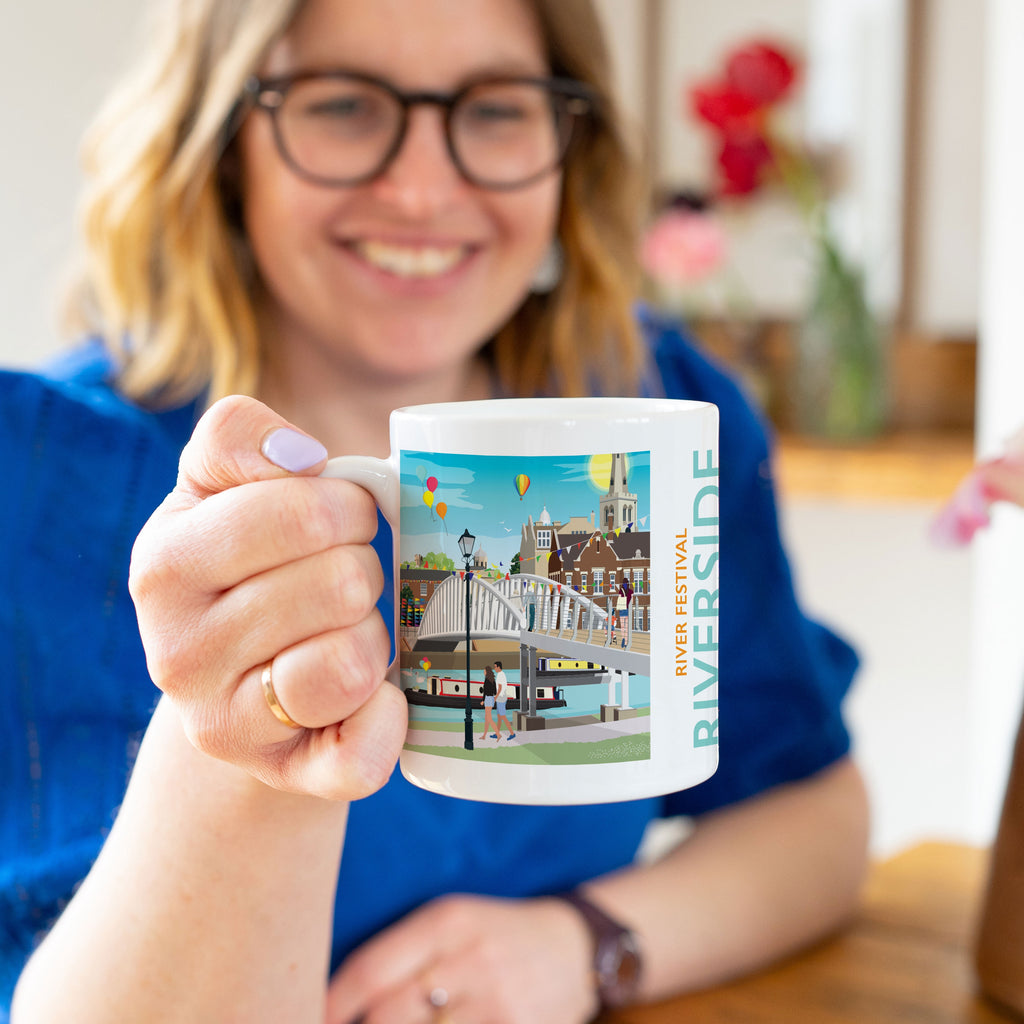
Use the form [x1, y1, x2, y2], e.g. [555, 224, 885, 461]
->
[794, 234, 886, 441]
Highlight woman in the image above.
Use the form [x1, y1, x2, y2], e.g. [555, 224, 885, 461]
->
[5, 0, 868, 1021]
[480, 665, 499, 741]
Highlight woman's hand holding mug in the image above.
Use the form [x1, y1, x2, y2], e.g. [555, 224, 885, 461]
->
[131, 392, 720, 807]
[129, 395, 407, 800]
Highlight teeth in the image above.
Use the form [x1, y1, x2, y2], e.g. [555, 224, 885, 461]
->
[355, 240, 467, 278]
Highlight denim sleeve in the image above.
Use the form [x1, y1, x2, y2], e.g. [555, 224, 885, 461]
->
[0, 370, 181, 1015]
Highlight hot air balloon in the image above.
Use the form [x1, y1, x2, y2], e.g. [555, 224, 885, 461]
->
[513, 473, 530, 500]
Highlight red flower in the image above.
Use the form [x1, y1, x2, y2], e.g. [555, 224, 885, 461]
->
[690, 82, 761, 132]
[717, 135, 773, 196]
[687, 38, 801, 200]
[724, 41, 798, 106]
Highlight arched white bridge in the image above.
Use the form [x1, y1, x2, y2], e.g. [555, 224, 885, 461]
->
[416, 572, 649, 678]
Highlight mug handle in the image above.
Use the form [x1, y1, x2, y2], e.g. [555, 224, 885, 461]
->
[320, 455, 400, 528]
[321, 455, 402, 681]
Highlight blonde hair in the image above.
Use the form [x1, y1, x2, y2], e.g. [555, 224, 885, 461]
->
[65, 0, 648, 408]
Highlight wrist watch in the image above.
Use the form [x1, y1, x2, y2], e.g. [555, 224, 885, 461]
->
[554, 890, 643, 1010]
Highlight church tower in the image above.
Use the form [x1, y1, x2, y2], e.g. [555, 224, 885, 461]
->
[599, 453, 638, 532]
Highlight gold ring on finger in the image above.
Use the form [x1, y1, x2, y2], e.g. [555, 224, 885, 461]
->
[261, 660, 302, 729]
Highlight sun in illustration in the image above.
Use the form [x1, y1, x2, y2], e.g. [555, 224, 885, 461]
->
[588, 453, 632, 492]
[587, 454, 613, 491]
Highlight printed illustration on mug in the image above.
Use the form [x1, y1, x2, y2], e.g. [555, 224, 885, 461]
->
[398, 450, 653, 765]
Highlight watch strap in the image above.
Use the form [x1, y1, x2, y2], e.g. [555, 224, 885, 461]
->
[553, 890, 642, 1009]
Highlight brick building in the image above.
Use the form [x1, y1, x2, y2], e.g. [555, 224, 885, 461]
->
[519, 454, 651, 631]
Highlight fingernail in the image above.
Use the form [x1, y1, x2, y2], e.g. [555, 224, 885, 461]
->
[261, 428, 328, 472]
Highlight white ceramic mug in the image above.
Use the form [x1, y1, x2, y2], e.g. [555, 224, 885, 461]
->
[322, 397, 719, 805]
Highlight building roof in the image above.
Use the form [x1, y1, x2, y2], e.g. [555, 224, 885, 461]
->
[607, 532, 651, 561]
[400, 567, 454, 581]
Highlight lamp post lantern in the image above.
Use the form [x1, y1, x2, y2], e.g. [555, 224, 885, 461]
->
[458, 528, 476, 751]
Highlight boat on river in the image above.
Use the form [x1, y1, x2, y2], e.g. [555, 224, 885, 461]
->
[404, 675, 566, 710]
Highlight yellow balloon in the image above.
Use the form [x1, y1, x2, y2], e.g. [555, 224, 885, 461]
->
[423, 489, 434, 508]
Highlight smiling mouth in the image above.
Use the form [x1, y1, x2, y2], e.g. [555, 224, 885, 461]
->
[350, 240, 472, 278]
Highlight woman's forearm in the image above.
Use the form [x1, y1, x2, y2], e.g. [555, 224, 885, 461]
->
[13, 697, 348, 1024]
[584, 756, 869, 1002]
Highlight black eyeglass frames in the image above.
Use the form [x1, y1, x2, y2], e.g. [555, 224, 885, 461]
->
[238, 70, 597, 190]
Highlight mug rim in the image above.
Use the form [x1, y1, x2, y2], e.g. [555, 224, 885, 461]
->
[394, 397, 712, 422]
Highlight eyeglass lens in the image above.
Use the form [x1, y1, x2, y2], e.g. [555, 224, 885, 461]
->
[270, 77, 580, 188]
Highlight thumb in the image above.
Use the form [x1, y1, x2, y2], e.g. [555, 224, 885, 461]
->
[176, 395, 328, 500]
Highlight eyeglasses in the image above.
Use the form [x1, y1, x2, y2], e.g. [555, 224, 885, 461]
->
[241, 71, 596, 191]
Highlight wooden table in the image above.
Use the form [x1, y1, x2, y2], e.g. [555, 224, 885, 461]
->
[608, 843, 1017, 1023]
[775, 430, 975, 502]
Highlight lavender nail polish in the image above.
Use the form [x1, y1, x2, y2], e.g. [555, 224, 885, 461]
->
[261, 428, 327, 472]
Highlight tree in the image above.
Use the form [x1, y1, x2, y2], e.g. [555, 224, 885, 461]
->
[422, 551, 454, 571]
[510, 552, 521, 575]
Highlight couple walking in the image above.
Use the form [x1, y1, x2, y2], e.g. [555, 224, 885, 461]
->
[480, 661, 516, 742]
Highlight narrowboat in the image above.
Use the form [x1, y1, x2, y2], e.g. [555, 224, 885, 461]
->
[404, 675, 566, 710]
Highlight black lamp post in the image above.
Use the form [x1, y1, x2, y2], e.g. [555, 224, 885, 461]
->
[458, 527, 476, 751]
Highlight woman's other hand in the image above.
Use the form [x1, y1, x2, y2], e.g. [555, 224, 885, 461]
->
[129, 394, 406, 800]
[324, 894, 598, 1024]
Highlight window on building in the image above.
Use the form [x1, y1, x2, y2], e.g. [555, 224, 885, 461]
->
[420, 582, 428, 597]
[580, 571, 588, 590]
[634, 606, 644, 630]
[608, 571, 616, 591]
[537, 529, 551, 548]
[633, 568, 644, 591]
[593, 568, 604, 592]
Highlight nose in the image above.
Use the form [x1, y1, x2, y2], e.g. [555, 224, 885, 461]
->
[368, 106, 467, 216]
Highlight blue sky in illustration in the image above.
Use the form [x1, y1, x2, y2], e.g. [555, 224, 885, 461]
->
[398, 450, 650, 570]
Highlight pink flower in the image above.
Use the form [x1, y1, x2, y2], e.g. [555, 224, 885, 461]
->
[930, 425, 1024, 546]
[640, 209, 727, 285]
[930, 471, 995, 547]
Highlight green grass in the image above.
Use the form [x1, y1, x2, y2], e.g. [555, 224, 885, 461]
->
[404, 733, 651, 765]
[408, 719, 465, 732]
[407, 708, 650, 733]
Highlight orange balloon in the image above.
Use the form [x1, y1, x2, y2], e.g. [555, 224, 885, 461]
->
[436, 501, 447, 520]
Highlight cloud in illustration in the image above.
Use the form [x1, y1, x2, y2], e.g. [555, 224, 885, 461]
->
[400, 459, 476, 507]
[401, 482, 482, 511]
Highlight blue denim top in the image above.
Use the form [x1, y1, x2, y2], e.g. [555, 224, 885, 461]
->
[0, 310, 856, 1013]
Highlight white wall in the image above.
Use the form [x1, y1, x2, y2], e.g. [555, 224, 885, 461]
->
[913, 0, 985, 335]
[1, 0, 143, 368]
[969, 0, 1024, 844]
